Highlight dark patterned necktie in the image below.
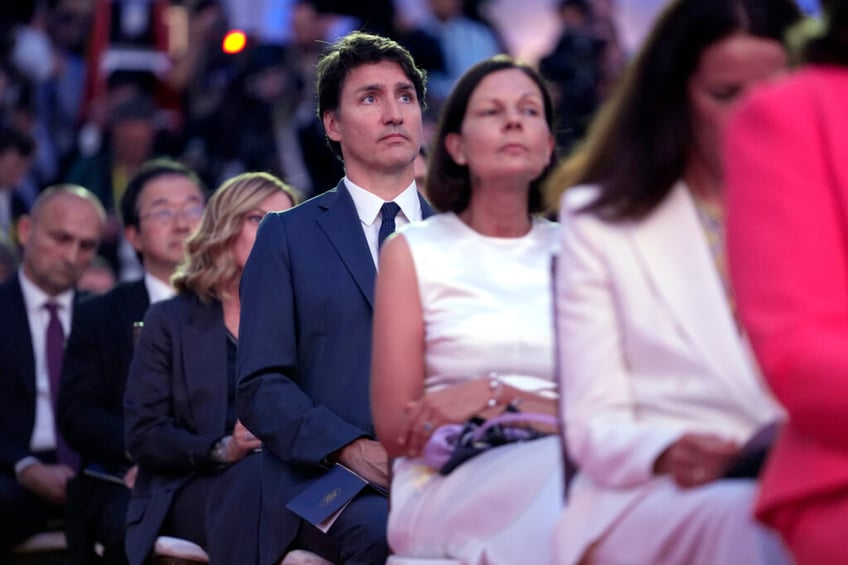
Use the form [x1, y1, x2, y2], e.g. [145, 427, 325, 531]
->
[378, 202, 401, 249]
[44, 302, 77, 469]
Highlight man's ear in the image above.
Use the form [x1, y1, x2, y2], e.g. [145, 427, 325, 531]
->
[124, 225, 143, 252]
[323, 110, 342, 143]
[16, 215, 31, 247]
[444, 133, 467, 165]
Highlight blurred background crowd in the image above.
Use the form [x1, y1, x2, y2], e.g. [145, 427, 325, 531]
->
[0, 0, 822, 287]
[0, 0, 664, 286]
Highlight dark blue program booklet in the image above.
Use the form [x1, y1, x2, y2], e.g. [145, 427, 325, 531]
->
[83, 462, 129, 485]
[286, 463, 373, 532]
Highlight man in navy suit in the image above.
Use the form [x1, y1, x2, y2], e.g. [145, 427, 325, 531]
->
[57, 159, 206, 565]
[0, 185, 105, 552]
[237, 31, 432, 565]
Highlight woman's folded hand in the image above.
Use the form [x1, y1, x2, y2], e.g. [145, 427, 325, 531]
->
[654, 433, 741, 488]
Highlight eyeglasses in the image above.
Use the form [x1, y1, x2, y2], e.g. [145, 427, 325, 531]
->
[139, 205, 205, 225]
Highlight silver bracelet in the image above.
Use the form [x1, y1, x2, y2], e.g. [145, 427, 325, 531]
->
[486, 372, 503, 408]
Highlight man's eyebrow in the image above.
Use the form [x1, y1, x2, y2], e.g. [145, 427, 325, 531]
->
[143, 194, 203, 209]
[353, 81, 415, 94]
[354, 83, 386, 94]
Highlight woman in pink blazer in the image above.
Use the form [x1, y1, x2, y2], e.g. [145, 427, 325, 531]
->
[726, 3, 848, 562]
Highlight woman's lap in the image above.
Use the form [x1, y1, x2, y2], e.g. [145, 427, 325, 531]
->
[389, 435, 562, 564]
[591, 479, 790, 565]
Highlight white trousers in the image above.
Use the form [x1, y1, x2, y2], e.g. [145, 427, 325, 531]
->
[581, 480, 791, 565]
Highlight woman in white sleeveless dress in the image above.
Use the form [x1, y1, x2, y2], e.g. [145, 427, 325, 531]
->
[371, 56, 563, 564]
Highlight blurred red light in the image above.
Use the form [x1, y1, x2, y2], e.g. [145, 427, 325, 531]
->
[223, 30, 247, 54]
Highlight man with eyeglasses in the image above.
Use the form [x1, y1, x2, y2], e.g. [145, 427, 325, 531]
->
[57, 159, 206, 565]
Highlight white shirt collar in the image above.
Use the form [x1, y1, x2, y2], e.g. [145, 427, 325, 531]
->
[344, 177, 421, 225]
[18, 269, 74, 314]
[144, 271, 176, 304]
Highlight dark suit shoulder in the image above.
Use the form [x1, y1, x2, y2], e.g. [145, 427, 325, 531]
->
[105, 279, 148, 303]
[144, 291, 218, 328]
[73, 279, 149, 336]
[0, 278, 25, 365]
[275, 185, 339, 224]
[144, 292, 184, 319]
[0, 276, 25, 334]
[0, 274, 22, 300]
[77, 279, 148, 313]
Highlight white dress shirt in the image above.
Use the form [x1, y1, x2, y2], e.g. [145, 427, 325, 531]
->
[17, 270, 73, 455]
[344, 177, 422, 268]
[144, 271, 176, 305]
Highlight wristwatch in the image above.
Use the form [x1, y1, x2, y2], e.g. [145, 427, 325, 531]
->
[210, 435, 232, 463]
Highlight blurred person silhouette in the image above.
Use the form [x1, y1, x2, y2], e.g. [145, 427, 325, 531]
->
[123, 171, 295, 565]
[4, 0, 65, 204]
[0, 232, 19, 282]
[0, 185, 105, 553]
[67, 91, 159, 279]
[587, 0, 627, 97]
[42, 0, 97, 175]
[421, 0, 502, 105]
[171, 0, 254, 186]
[549, 0, 801, 564]
[310, 0, 396, 37]
[726, 2, 848, 562]
[372, 56, 562, 564]
[0, 126, 36, 241]
[287, 0, 347, 197]
[58, 158, 206, 565]
[214, 43, 303, 183]
[539, 0, 606, 153]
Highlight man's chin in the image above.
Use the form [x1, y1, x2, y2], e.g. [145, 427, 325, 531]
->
[380, 152, 419, 171]
[166, 244, 189, 259]
[48, 276, 76, 295]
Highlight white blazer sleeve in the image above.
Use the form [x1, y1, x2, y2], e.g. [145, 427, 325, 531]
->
[556, 188, 681, 488]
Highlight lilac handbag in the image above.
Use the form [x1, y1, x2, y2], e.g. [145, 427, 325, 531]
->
[422, 411, 558, 475]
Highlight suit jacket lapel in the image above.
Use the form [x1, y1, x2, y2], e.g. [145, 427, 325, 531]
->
[630, 182, 752, 390]
[118, 280, 151, 361]
[182, 296, 228, 434]
[315, 182, 435, 309]
[122, 280, 151, 326]
[10, 277, 36, 400]
[316, 181, 378, 308]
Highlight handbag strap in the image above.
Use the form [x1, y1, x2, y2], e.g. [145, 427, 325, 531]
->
[471, 412, 558, 442]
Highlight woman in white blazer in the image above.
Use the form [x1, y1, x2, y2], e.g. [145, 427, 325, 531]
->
[548, 1, 800, 564]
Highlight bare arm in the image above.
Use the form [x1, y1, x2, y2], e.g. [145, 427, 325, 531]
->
[371, 234, 426, 459]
